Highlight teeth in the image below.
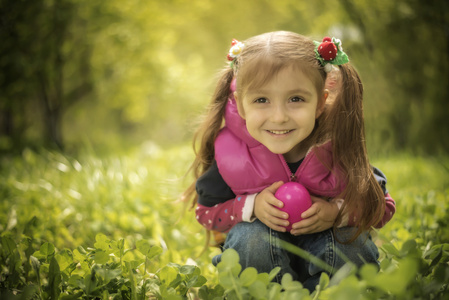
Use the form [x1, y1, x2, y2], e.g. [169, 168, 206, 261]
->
[268, 130, 292, 134]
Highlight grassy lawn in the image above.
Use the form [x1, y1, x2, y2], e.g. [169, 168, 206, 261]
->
[1, 146, 448, 299]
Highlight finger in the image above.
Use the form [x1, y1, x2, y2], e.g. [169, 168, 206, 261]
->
[266, 195, 285, 209]
[291, 216, 318, 230]
[310, 195, 326, 203]
[262, 212, 290, 227]
[264, 219, 288, 232]
[291, 218, 322, 234]
[292, 220, 334, 235]
[266, 181, 284, 194]
[268, 206, 289, 219]
[291, 225, 318, 236]
[259, 206, 289, 225]
[301, 204, 318, 219]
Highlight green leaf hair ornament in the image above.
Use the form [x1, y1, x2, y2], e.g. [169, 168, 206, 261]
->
[314, 37, 349, 72]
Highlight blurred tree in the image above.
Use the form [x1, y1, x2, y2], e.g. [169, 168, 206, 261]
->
[339, 0, 449, 154]
[1, 0, 447, 154]
[0, 0, 95, 149]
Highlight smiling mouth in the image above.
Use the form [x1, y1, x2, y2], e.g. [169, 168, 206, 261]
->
[267, 130, 294, 135]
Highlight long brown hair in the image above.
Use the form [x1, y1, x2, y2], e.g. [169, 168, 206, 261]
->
[183, 31, 385, 240]
[322, 63, 385, 240]
[183, 67, 234, 208]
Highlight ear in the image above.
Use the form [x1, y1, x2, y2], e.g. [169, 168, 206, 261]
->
[316, 89, 328, 118]
[234, 92, 246, 119]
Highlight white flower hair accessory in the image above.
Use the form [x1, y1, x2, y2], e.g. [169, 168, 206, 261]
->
[314, 37, 349, 73]
[227, 39, 244, 68]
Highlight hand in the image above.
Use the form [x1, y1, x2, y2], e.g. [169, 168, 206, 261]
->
[253, 181, 289, 232]
[290, 196, 339, 236]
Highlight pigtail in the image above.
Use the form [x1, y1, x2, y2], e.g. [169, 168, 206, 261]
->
[183, 67, 235, 209]
[327, 64, 385, 241]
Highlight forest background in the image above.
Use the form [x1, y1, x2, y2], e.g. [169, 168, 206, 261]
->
[1, 0, 448, 155]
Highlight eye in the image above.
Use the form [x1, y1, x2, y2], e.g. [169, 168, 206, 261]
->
[254, 97, 268, 104]
[290, 96, 305, 103]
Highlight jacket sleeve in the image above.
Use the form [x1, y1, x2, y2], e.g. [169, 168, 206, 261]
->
[346, 166, 396, 228]
[195, 161, 257, 232]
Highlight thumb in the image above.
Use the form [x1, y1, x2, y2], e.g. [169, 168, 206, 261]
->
[266, 181, 284, 194]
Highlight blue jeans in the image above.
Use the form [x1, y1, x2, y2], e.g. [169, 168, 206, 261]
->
[212, 220, 379, 292]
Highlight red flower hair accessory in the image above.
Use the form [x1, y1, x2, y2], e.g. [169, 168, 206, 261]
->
[227, 39, 244, 68]
[314, 37, 349, 72]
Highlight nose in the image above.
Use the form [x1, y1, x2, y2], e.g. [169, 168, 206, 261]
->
[270, 103, 289, 123]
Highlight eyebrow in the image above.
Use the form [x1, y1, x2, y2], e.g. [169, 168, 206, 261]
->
[246, 88, 314, 97]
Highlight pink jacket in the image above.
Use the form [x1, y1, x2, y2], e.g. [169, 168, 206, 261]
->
[196, 84, 395, 232]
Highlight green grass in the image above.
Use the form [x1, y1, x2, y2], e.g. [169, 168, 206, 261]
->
[1, 146, 448, 299]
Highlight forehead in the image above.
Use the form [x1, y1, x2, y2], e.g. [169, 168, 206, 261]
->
[244, 67, 316, 100]
[236, 58, 323, 96]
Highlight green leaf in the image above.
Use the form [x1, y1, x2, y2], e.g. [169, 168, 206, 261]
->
[1, 236, 17, 257]
[328, 262, 357, 287]
[239, 267, 257, 287]
[94, 233, 110, 251]
[221, 248, 240, 266]
[40, 242, 56, 257]
[84, 269, 98, 296]
[126, 261, 138, 300]
[400, 239, 419, 256]
[68, 274, 85, 289]
[55, 250, 74, 272]
[168, 274, 183, 289]
[268, 267, 281, 282]
[73, 248, 86, 262]
[256, 272, 270, 285]
[179, 264, 196, 275]
[19, 284, 40, 300]
[372, 257, 418, 295]
[94, 265, 122, 285]
[48, 257, 61, 300]
[30, 255, 41, 277]
[359, 264, 378, 282]
[381, 243, 401, 257]
[192, 275, 207, 287]
[136, 240, 151, 256]
[218, 271, 237, 290]
[93, 250, 110, 264]
[427, 246, 443, 274]
[318, 272, 329, 290]
[281, 273, 303, 291]
[267, 283, 282, 300]
[148, 246, 163, 259]
[158, 266, 178, 285]
[248, 280, 266, 298]
[77, 246, 88, 255]
[231, 263, 242, 277]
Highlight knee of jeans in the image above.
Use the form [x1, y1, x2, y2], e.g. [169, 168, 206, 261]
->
[219, 221, 272, 271]
[306, 230, 335, 278]
[212, 254, 221, 266]
[225, 221, 270, 249]
[334, 229, 379, 268]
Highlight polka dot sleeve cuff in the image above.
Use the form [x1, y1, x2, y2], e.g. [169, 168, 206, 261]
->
[195, 194, 251, 232]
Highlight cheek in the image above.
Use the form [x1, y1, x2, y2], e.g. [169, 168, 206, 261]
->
[243, 112, 263, 134]
[296, 109, 318, 132]
[237, 102, 246, 120]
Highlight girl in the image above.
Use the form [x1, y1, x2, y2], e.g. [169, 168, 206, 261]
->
[185, 31, 395, 291]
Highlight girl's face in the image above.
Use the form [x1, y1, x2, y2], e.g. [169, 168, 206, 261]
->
[236, 65, 327, 162]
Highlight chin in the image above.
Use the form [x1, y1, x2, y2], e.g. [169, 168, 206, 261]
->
[267, 147, 290, 155]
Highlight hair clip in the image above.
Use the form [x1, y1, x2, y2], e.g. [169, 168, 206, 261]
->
[314, 37, 349, 72]
[227, 39, 244, 68]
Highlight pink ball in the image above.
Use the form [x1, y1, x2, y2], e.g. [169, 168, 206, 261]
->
[275, 182, 312, 231]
